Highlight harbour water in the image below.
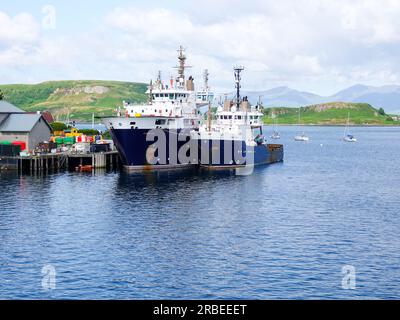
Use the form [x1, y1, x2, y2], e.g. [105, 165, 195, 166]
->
[1, 126, 399, 299]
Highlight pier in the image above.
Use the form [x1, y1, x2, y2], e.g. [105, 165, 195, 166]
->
[0, 151, 120, 173]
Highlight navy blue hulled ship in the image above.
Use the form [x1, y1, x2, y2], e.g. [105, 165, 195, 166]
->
[191, 67, 284, 169]
[102, 47, 214, 171]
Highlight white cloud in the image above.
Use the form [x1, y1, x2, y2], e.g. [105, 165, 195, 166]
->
[2, 1, 400, 94]
[0, 12, 39, 44]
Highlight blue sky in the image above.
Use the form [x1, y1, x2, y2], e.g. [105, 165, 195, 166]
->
[1, 0, 400, 95]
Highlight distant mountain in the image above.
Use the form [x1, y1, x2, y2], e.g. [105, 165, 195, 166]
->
[245, 84, 400, 114]
[244, 86, 322, 107]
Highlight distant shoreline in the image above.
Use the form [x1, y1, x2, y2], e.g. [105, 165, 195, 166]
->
[263, 123, 400, 127]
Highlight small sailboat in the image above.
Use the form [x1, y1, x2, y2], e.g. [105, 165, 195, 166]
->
[270, 111, 281, 139]
[294, 132, 309, 141]
[271, 131, 281, 140]
[343, 112, 357, 142]
[294, 107, 309, 141]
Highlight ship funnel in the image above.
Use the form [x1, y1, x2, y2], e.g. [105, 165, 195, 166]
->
[186, 76, 195, 91]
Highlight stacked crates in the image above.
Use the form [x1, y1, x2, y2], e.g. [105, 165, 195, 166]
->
[0, 141, 21, 156]
[53, 137, 75, 146]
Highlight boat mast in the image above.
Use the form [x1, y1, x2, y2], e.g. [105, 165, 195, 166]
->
[175, 46, 191, 89]
[207, 101, 212, 132]
[148, 79, 153, 104]
[298, 107, 301, 125]
[234, 66, 244, 110]
[344, 111, 350, 137]
[203, 69, 210, 92]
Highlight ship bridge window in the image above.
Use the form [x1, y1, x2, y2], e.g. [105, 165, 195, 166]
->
[228, 116, 233, 119]
[169, 94, 174, 99]
[238, 116, 242, 120]
[155, 119, 166, 125]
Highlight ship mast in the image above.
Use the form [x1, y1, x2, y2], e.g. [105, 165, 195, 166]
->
[156, 71, 162, 89]
[234, 66, 244, 109]
[175, 46, 191, 88]
[203, 69, 210, 91]
[148, 80, 153, 104]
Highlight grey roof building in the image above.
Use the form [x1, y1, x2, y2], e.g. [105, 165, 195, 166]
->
[0, 101, 52, 151]
[0, 101, 24, 113]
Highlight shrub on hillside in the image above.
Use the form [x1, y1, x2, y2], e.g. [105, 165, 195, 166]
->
[50, 122, 68, 131]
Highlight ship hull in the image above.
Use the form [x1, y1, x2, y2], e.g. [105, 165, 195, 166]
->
[110, 128, 197, 171]
[197, 139, 284, 169]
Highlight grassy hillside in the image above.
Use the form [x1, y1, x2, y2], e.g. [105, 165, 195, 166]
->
[0, 80, 148, 121]
[1, 82, 398, 125]
[263, 102, 398, 125]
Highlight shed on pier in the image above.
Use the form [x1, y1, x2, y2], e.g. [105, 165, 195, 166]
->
[0, 101, 52, 152]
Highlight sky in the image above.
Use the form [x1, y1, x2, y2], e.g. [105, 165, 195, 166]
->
[1, 0, 400, 95]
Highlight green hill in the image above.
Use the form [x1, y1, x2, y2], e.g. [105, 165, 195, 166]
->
[0, 80, 148, 121]
[263, 102, 398, 125]
[1, 82, 399, 125]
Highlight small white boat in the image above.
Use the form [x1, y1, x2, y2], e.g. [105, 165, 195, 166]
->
[294, 107, 309, 141]
[343, 134, 357, 142]
[294, 133, 309, 141]
[271, 130, 280, 140]
[342, 112, 357, 143]
[270, 112, 280, 139]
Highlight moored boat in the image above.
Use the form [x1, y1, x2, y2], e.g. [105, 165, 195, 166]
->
[191, 67, 284, 169]
[102, 47, 214, 171]
[294, 107, 309, 141]
[342, 112, 357, 142]
[294, 133, 309, 142]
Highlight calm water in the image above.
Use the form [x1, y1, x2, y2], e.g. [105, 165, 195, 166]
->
[1, 126, 400, 300]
